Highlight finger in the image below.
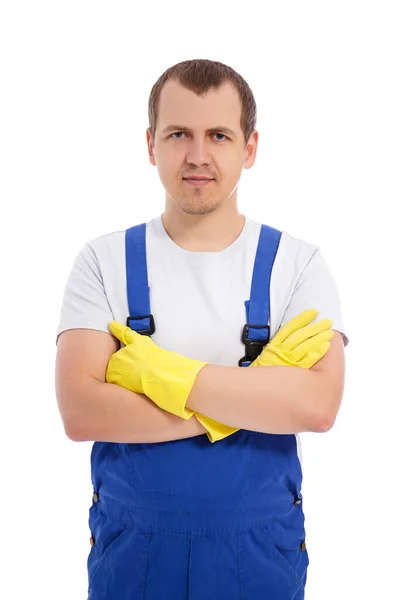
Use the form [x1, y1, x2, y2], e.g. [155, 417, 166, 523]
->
[108, 320, 137, 345]
[272, 309, 319, 346]
[292, 330, 334, 361]
[282, 318, 333, 351]
[298, 341, 332, 368]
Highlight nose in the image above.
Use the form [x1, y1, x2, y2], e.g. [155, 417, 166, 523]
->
[185, 137, 211, 167]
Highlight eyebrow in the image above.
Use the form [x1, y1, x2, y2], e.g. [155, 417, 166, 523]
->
[161, 125, 237, 139]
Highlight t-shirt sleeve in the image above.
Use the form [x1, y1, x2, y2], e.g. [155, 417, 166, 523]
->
[56, 242, 114, 344]
[279, 249, 349, 346]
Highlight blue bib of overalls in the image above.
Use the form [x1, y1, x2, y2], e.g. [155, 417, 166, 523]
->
[87, 224, 309, 600]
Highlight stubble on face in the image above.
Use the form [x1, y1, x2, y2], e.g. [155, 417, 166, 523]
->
[151, 80, 249, 217]
[169, 183, 229, 216]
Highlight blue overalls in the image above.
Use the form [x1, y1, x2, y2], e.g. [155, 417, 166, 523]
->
[87, 223, 309, 599]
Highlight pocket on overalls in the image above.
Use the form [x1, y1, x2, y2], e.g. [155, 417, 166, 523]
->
[128, 430, 253, 499]
[238, 522, 302, 599]
[264, 507, 309, 590]
[239, 509, 309, 599]
[87, 503, 128, 591]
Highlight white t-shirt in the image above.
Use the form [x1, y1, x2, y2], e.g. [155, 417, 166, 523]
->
[56, 215, 348, 459]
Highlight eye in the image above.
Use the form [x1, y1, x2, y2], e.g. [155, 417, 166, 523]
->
[169, 132, 228, 141]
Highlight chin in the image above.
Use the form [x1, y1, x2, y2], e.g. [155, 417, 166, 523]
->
[184, 203, 222, 216]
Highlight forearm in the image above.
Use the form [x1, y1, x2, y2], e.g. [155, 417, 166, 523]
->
[67, 380, 207, 443]
[186, 364, 333, 434]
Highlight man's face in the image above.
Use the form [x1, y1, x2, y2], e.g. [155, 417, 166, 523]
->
[146, 80, 258, 216]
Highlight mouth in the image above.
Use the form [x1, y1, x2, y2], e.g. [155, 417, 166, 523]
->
[183, 177, 214, 187]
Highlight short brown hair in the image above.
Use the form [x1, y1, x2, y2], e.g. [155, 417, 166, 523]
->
[148, 59, 257, 145]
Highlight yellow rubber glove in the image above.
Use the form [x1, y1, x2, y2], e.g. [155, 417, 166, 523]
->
[194, 412, 240, 442]
[195, 308, 333, 442]
[106, 321, 208, 419]
[250, 308, 333, 369]
[106, 309, 333, 442]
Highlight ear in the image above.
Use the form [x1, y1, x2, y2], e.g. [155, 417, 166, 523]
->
[244, 130, 258, 169]
[146, 128, 156, 166]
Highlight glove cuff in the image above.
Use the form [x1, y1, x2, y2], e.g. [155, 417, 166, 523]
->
[143, 360, 208, 419]
[195, 413, 239, 443]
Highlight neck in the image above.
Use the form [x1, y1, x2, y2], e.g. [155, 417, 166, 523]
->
[161, 200, 245, 252]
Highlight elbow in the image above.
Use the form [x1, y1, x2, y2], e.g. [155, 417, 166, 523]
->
[311, 393, 341, 433]
[313, 415, 336, 433]
[56, 385, 96, 442]
[57, 400, 91, 442]
[311, 400, 340, 433]
[65, 410, 95, 441]
[308, 371, 343, 433]
[66, 426, 86, 442]
[63, 418, 87, 442]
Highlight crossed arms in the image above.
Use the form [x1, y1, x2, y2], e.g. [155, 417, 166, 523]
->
[55, 328, 345, 443]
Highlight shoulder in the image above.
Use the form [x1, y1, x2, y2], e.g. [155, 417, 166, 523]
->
[277, 230, 320, 271]
[84, 218, 157, 262]
[248, 216, 320, 269]
[84, 229, 126, 260]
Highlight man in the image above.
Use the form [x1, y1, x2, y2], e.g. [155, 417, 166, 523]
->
[55, 59, 348, 599]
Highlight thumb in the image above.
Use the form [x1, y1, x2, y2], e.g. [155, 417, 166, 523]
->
[108, 320, 137, 345]
[272, 309, 318, 346]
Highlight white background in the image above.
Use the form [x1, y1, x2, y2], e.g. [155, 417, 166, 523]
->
[1, 1, 399, 598]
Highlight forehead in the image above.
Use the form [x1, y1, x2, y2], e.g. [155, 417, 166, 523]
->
[157, 79, 242, 130]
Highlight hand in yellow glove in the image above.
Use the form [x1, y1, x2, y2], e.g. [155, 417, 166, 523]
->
[106, 309, 333, 442]
[196, 308, 333, 442]
[250, 308, 333, 369]
[106, 321, 233, 440]
[106, 321, 208, 419]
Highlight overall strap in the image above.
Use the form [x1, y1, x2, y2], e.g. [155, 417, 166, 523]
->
[239, 224, 282, 367]
[125, 223, 155, 335]
[125, 222, 282, 362]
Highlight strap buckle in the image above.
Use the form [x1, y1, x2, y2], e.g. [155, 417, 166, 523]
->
[126, 314, 155, 336]
[238, 323, 269, 367]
